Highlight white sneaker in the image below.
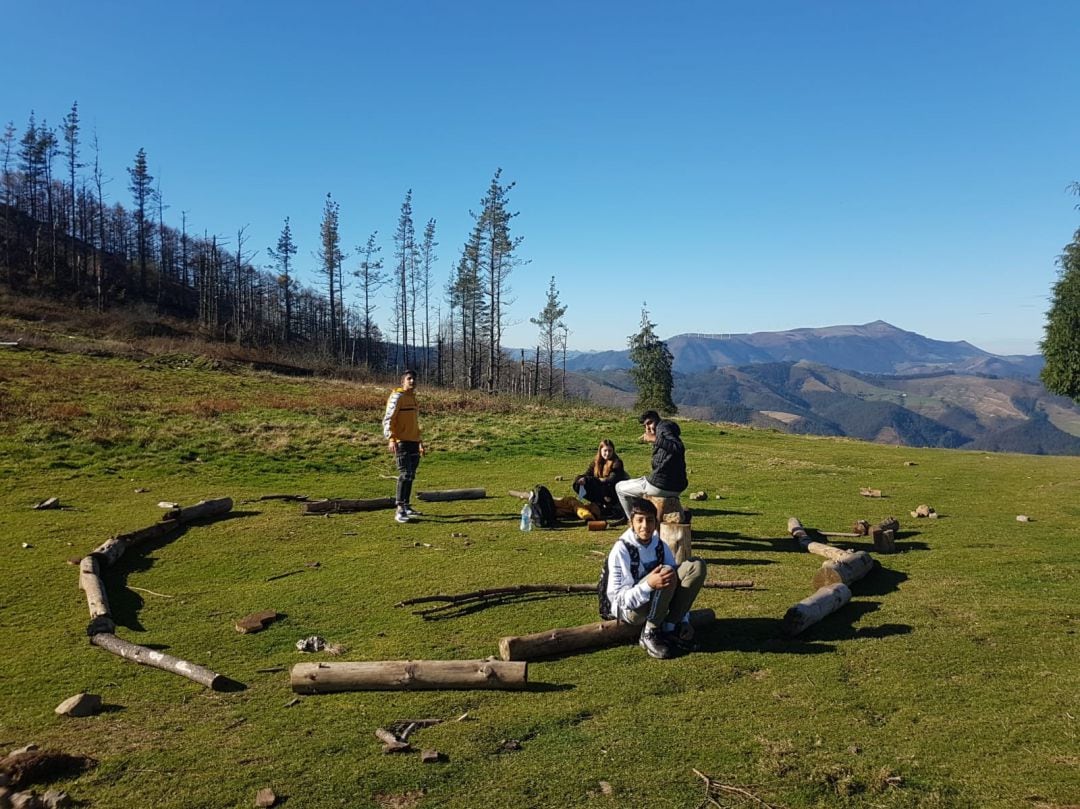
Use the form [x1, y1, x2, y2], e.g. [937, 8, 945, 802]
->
[395, 510, 410, 524]
[403, 506, 423, 517]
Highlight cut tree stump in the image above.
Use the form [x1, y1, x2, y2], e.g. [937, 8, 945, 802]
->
[417, 488, 486, 502]
[659, 523, 692, 565]
[646, 496, 684, 523]
[301, 497, 396, 515]
[811, 550, 875, 588]
[291, 659, 527, 693]
[782, 583, 852, 636]
[498, 608, 715, 661]
[90, 632, 229, 690]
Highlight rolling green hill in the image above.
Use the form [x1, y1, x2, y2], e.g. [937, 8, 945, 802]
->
[1, 341, 1078, 807]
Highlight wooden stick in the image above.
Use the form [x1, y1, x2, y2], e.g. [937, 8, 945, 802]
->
[787, 516, 812, 549]
[290, 659, 527, 693]
[782, 583, 851, 637]
[811, 551, 875, 588]
[499, 608, 715, 661]
[90, 632, 229, 690]
[416, 488, 486, 502]
[301, 497, 396, 515]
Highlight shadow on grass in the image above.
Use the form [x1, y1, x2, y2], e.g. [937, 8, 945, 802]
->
[686, 508, 762, 517]
[103, 510, 259, 631]
[412, 591, 589, 621]
[693, 532, 805, 553]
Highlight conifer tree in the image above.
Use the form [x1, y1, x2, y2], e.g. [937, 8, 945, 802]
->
[393, 190, 415, 370]
[268, 216, 297, 343]
[317, 193, 344, 355]
[1041, 188, 1080, 403]
[61, 102, 81, 286]
[353, 230, 384, 368]
[529, 276, 567, 397]
[127, 147, 154, 296]
[627, 306, 677, 414]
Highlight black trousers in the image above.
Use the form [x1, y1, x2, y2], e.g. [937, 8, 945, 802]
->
[395, 441, 421, 506]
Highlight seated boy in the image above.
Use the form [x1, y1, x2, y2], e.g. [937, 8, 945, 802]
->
[600, 498, 707, 658]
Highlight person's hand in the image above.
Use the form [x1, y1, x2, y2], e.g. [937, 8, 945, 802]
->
[646, 565, 676, 590]
[419, 442, 427, 456]
[388, 439, 398, 453]
[641, 423, 657, 443]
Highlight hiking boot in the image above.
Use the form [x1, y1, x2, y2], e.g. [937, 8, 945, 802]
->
[403, 505, 423, 517]
[394, 509, 410, 524]
[639, 626, 675, 659]
[665, 630, 698, 654]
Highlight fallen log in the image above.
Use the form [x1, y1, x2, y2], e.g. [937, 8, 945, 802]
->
[78, 556, 112, 630]
[161, 497, 234, 523]
[301, 497, 396, 515]
[416, 488, 486, 502]
[659, 523, 692, 565]
[91, 497, 234, 566]
[811, 550, 875, 588]
[90, 632, 230, 690]
[787, 517, 812, 549]
[782, 583, 851, 637]
[805, 541, 851, 561]
[498, 608, 715, 661]
[291, 659, 527, 693]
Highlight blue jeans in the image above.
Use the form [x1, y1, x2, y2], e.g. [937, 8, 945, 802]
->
[395, 441, 421, 507]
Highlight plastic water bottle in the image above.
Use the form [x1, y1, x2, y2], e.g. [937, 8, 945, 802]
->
[520, 502, 532, 532]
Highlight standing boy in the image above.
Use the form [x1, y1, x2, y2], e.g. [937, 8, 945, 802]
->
[615, 409, 688, 522]
[382, 370, 425, 524]
[601, 498, 706, 658]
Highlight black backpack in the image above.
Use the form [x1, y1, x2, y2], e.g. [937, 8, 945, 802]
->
[597, 538, 663, 620]
[529, 484, 557, 529]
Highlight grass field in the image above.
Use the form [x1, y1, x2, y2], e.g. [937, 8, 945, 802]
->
[1, 345, 1078, 808]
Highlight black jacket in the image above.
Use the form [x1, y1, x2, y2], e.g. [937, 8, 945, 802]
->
[648, 419, 687, 492]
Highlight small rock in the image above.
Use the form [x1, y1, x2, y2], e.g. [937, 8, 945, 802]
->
[689, 491, 707, 501]
[451, 532, 466, 538]
[32, 497, 60, 510]
[912, 504, 935, 518]
[554, 475, 565, 481]
[420, 749, 445, 764]
[9, 744, 38, 756]
[40, 791, 70, 809]
[54, 693, 102, 717]
[904, 461, 918, 467]
[714, 494, 723, 499]
[848, 744, 862, 755]
[21, 543, 32, 550]
[381, 741, 411, 754]
[65, 558, 81, 566]
[305, 561, 320, 568]
[498, 739, 522, 752]
[598, 781, 613, 795]
[295, 636, 326, 652]
[133, 488, 149, 494]
[1016, 515, 1030, 523]
[157, 501, 179, 509]
[254, 788, 277, 808]
[235, 610, 280, 634]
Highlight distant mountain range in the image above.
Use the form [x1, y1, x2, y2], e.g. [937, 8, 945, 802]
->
[564, 322, 1080, 456]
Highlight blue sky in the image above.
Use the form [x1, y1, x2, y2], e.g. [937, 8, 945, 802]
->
[4, 0, 1078, 355]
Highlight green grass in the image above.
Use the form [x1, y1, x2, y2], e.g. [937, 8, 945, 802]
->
[1, 346, 1078, 808]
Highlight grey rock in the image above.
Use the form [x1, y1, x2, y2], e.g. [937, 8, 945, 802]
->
[54, 693, 102, 717]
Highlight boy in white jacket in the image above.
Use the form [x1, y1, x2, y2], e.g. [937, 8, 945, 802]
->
[601, 498, 707, 658]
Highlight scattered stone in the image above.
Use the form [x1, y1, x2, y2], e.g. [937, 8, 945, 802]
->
[598, 781, 613, 795]
[498, 739, 522, 752]
[64, 558, 81, 566]
[420, 749, 445, 764]
[283, 698, 301, 708]
[157, 501, 179, 509]
[133, 488, 149, 494]
[554, 475, 565, 481]
[32, 498, 59, 511]
[1016, 515, 1030, 523]
[40, 791, 70, 809]
[254, 787, 278, 807]
[235, 610, 281, 635]
[714, 494, 723, 500]
[295, 636, 327, 653]
[860, 488, 883, 498]
[20, 544, 32, 550]
[54, 693, 102, 718]
[451, 532, 466, 538]
[911, 504, 936, 518]
[903, 461, 918, 467]
[851, 519, 871, 536]
[848, 744, 862, 755]
[689, 491, 707, 501]
[305, 561, 321, 568]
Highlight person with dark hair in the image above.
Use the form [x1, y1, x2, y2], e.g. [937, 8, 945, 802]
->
[382, 370, 425, 524]
[600, 498, 706, 659]
[614, 410, 688, 522]
[572, 439, 629, 517]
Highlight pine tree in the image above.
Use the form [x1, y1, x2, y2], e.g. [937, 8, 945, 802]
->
[419, 218, 438, 376]
[127, 147, 154, 297]
[393, 190, 415, 370]
[317, 193, 344, 355]
[529, 276, 568, 397]
[268, 216, 297, 343]
[61, 102, 82, 286]
[353, 230, 385, 368]
[627, 306, 677, 414]
[1041, 188, 1080, 403]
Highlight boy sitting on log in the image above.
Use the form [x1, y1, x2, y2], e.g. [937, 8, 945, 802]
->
[600, 498, 707, 659]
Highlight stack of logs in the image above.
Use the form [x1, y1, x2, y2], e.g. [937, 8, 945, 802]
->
[782, 517, 878, 637]
[78, 498, 236, 689]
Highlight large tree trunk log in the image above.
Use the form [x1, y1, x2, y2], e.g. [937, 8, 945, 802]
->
[647, 496, 684, 523]
[78, 556, 111, 627]
[811, 551, 875, 588]
[782, 583, 851, 637]
[161, 497, 233, 523]
[787, 516, 812, 549]
[498, 608, 715, 662]
[301, 497, 396, 515]
[290, 659, 527, 693]
[90, 632, 228, 690]
[805, 541, 851, 561]
[659, 523, 692, 565]
[90, 521, 181, 567]
[416, 488, 486, 502]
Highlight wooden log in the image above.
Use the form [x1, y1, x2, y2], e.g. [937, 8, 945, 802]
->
[161, 497, 233, 523]
[78, 556, 111, 628]
[301, 497, 396, 515]
[782, 583, 852, 637]
[416, 488, 486, 502]
[91, 521, 181, 567]
[659, 523, 692, 565]
[811, 550, 875, 588]
[90, 632, 228, 690]
[805, 541, 851, 561]
[646, 496, 684, 523]
[498, 608, 715, 661]
[290, 659, 527, 693]
[787, 517, 812, 549]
